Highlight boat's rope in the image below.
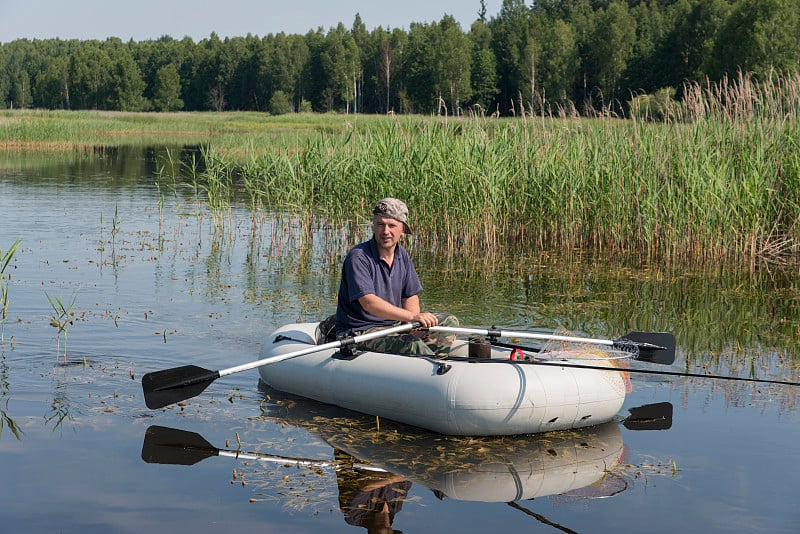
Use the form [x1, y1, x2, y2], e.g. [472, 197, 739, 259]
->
[273, 334, 316, 345]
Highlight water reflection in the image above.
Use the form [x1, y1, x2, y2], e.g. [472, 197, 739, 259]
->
[325, 423, 627, 504]
[142, 390, 673, 533]
[0, 145, 205, 185]
[420, 251, 800, 358]
[44, 375, 76, 431]
[333, 450, 411, 533]
[0, 355, 22, 440]
[257, 391, 671, 501]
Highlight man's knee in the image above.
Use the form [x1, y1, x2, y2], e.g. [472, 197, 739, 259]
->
[436, 313, 459, 327]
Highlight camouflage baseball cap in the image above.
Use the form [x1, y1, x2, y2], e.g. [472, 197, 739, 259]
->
[373, 197, 412, 234]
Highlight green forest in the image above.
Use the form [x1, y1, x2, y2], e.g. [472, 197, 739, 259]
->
[2, 0, 799, 116]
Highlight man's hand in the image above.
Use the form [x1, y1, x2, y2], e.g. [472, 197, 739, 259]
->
[411, 311, 438, 328]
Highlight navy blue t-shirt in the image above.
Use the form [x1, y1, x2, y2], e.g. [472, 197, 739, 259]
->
[335, 237, 423, 335]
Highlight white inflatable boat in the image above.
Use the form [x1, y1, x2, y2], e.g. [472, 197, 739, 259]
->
[258, 322, 630, 436]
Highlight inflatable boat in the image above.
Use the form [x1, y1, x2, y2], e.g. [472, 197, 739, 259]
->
[258, 322, 632, 436]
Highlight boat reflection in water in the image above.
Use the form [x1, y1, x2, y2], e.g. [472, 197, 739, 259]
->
[142, 388, 670, 531]
[324, 418, 630, 532]
[259, 387, 669, 498]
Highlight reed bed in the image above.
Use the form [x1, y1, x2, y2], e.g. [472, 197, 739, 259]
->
[193, 73, 800, 266]
[4, 74, 799, 266]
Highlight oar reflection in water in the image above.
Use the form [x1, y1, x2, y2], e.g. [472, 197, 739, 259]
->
[140, 425, 409, 532]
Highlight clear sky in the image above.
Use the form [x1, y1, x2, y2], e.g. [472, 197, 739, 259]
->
[0, 0, 503, 43]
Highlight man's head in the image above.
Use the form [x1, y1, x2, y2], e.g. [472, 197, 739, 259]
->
[372, 198, 412, 235]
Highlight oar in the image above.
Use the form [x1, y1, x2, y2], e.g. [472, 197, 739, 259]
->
[141, 425, 384, 471]
[142, 322, 418, 410]
[429, 326, 676, 365]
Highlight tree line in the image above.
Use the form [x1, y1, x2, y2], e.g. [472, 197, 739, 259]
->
[2, 0, 798, 116]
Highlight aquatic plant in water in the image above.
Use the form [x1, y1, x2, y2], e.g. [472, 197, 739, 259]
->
[0, 239, 21, 346]
[46, 292, 76, 363]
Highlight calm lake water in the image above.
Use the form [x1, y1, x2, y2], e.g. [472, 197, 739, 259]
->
[1, 147, 799, 533]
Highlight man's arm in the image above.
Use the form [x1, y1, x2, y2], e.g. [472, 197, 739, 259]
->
[358, 293, 438, 327]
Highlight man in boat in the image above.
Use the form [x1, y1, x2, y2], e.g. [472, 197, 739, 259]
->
[334, 197, 458, 355]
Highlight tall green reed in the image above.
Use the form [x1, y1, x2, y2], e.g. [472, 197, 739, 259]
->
[180, 72, 800, 267]
[46, 292, 76, 363]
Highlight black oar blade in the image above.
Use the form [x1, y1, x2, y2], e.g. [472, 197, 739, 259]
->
[141, 425, 219, 465]
[623, 402, 673, 431]
[616, 332, 676, 365]
[142, 365, 220, 409]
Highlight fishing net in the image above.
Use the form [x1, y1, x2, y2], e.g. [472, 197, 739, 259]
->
[538, 328, 634, 394]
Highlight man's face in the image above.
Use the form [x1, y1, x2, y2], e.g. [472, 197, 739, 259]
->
[372, 214, 404, 252]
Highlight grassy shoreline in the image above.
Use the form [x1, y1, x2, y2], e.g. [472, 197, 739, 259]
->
[0, 109, 385, 151]
[2, 79, 799, 267]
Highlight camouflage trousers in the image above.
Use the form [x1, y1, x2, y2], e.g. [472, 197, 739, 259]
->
[356, 313, 459, 356]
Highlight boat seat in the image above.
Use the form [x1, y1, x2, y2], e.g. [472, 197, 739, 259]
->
[317, 315, 337, 344]
[450, 339, 469, 357]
